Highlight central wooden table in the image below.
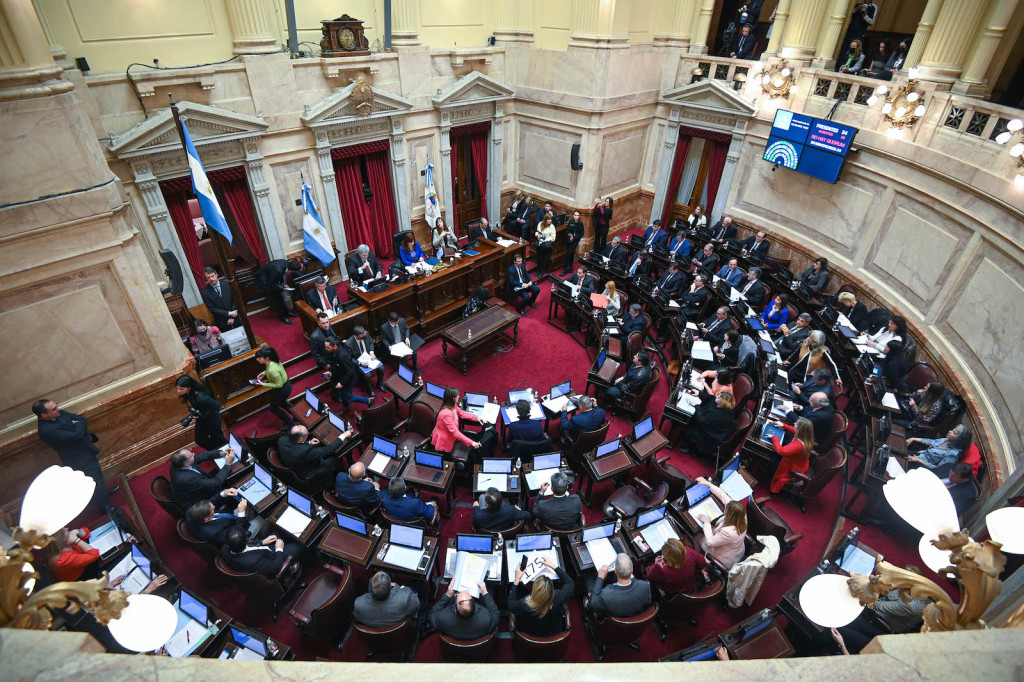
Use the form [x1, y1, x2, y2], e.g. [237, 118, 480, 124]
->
[440, 305, 520, 374]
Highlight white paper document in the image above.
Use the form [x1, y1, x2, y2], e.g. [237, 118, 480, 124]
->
[886, 456, 906, 478]
[468, 402, 501, 425]
[729, 288, 746, 302]
[453, 551, 491, 597]
[585, 537, 618, 569]
[496, 238, 517, 247]
[232, 647, 265, 661]
[368, 453, 392, 475]
[720, 471, 753, 501]
[668, 300, 680, 309]
[691, 340, 714, 361]
[239, 479, 271, 505]
[689, 497, 723, 525]
[389, 342, 413, 358]
[676, 392, 698, 414]
[640, 519, 679, 553]
[542, 394, 572, 413]
[881, 392, 900, 409]
[526, 467, 558, 490]
[477, 473, 508, 492]
[685, 322, 698, 331]
[108, 553, 151, 595]
[165, 619, 212, 658]
[384, 544, 425, 571]
[89, 522, 123, 556]
[358, 352, 384, 372]
[502, 403, 545, 423]
[509, 550, 558, 583]
[276, 507, 311, 537]
[565, 281, 580, 298]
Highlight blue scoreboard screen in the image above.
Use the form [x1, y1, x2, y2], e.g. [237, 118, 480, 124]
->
[763, 110, 857, 184]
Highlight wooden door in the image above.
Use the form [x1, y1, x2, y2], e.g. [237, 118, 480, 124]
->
[454, 136, 482, 233]
[669, 141, 712, 226]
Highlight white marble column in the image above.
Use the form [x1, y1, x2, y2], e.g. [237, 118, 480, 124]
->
[493, 0, 535, 43]
[389, 118, 412, 234]
[812, 0, 853, 69]
[956, 0, 1019, 93]
[438, 112, 455, 229]
[313, 131, 349, 273]
[905, 0, 944, 70]
[132, 163, 203, 305]
[780, 0, 830, 63]
[916, 0, 991, 83]
[654, 0, 694, 50]
[0, 0, 72, 102]
[241, 139, 284, 261]
[650, 116, 681, 223]
[224, 0, 278, 54]
[762, 0, 792, 59]
[488, 103, 505, 226]
[391, 0, 422, 48]
[29, 0, 69, 67]
[688, 0, 716, 54]
[569, 0, 629, 49]
[712, 133, 744, 219]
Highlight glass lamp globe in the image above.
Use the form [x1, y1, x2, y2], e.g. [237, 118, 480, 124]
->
[19, 466, 95, 535]
[1016, 174, 1024, 190]
[882, 102, 893, 114]
[781, 67, 791, 77]
[1010, 143, 1024, 158]
[986, 507, 1024, 553]
[907, 91, 919, 102]
[995, 131, 1012, 145]
[1007, 119, 1023, 132]
[914, 105, 926, 118]
[799, 574, 864, 628]
[107, 594, 179, 653]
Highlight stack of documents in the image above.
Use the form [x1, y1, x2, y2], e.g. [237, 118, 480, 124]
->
[452, 551, 491, 597]
[640, 519, 679, 553]
[691, 340, 714, 361]
[358, 352, 384, 372]
[881, 392, 900, 409]
[496, 238, 517, 247]
[720, 471, 753, 501]
[525, 468, 559, 490]
[585, 536, 617, 568]
[389, 342, 413, 357]
[542, 394, 573, 413]
[384, 544, 425, 571]
[368, 453, 392, 475]
[676, 392, 699, 414]
[276, 507, 310, 537]
[469, 401, 501, 424]
[689, 497, 723, 525]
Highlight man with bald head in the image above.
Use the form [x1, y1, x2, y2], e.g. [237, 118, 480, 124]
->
[429, 580, 499, 640]
[334, 461, 381, 511]
[588, 553, 652, 618]
[277, 423, 353, 487]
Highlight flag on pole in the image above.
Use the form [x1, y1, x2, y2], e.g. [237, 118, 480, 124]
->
[180, 119, 232, 244]
[424, 162, 441, 228]
[301, 183, 335, 267]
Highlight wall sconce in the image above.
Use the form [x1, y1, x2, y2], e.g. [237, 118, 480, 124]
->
[733, 72, 747, 92]
[994, 118, 1024, 189]
[690, 67, 704, 84]
[755, 60, 796, 99]
[868, 67, 927, 131]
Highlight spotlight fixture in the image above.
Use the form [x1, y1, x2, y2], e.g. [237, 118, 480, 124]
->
[994, 117, 1024, 189]
[869, 67, 927, 131]
[755, 60, 795, 100]
[690, 66, 705, 84]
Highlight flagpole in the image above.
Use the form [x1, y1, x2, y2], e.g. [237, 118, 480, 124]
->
[168, 94, 257, 351]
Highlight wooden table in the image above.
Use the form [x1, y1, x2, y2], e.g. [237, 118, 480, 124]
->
[440, 305, 520, 374]
[400, 458, 457, 518]
[317, 524, 383, 568]
[578, 447, 636, 504]
[472, 464, 525, 503]
[565, 529, 632, 574]
[369, 529, 441, 586]
[358, 448, 405, 484]
[622, 512, 690, 566]
[266, 497, 329, 546]
[623, 427, 670, 464]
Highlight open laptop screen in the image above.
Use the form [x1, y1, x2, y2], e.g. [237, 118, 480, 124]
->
[397, 364, 415, 384]
[287, 489, 313, 516]
[372, 436, 398, 457]
[180, 590, 208, 625]
[633, 416, 654, 440]
[304, 388, 320, 412]
[533, 453, 561, 470]
[390, 524, 424, 549]
[595, 438, 620, 458]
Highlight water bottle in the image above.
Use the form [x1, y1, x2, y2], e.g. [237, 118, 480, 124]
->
[496, 532, 504, 551]
[514, 457, 521, 471]
[315, 504, 326, 518]
[266, 638, 279, 659]
[372, 524, 383, 537]
[492, 396, 498, 406]
[614, 516, 622, 534]
[467, 328, 472, 340]
[402, 445, 410, 460]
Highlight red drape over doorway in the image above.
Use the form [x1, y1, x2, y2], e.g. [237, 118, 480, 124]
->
[331, 140, 398, 259]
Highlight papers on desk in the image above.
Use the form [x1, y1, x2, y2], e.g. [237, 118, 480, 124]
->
[358, 352, 384, 372]
[453, 551, 491, 597]
[689, 369, 705, 389]
[685, 321, 698, 331]
[502, 403, 545, 423]
[469, 402, 501, 425]
[384, 544, 425, 571]
[239, 479, 271, 505]
[165, 619, 213, 658]
[389, 342, 414, 358]
[640, 519, 679, 554]
[855, 338, 883, 355]
[521, 553, 558, 583]
[565, 281, 580, 298]
[836, 313, 858, 334]
[526, 467, 559, 490]
[477, 473, 509, 492]
[839, 544, 877, 576]
[886, 456, 906, 478]
[445, 548, 501, 581]
[712, 275, 721, 284]
[691, 340, 714, 361]
[543, 394, 573, 413]
[771, 399, 795, 418]
[720, 471, 753, 501]
[585, 537, 618, 569]
[108, 552, 151, 595]
[881, 392, 900, 409]
[729, 287, 746, 302]
[276, 506, 311, 537]
[367, 453, 392, 475]
[89, 521, 124, 557]
[496, 238, 517, 247]
[689, 496, 723, 525]
[232, 647, 265, 661]
[668, 299, 680, 309]
[776, 368, 788, 382]
[676, 392, 699, 414]
[607, 327, 619, 335]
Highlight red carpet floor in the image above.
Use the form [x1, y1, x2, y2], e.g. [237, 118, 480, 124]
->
[115, 249, 933, 663]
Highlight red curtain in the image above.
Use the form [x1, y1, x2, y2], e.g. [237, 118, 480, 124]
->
[163, 189, 205, 288]
[660, 133, 692, 227]
[703, 140, 730, 220]
[333, 151, 397, 259]
[469, 130, 488, 219]
[218, 178, 268, 265]
[449, 134, 458, 231]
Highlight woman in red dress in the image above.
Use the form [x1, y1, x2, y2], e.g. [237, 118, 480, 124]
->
[769, 417, 814, 493]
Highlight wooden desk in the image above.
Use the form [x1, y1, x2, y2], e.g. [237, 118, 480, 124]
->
[317, 524, 383, 568]
[204, 622, 292, 661]
[720, 617, 794, 659]
[294, 398, 325, 431]
[295, 299, 368, 342]
[400, 458, 456, 518]
[521, 457, 571, 497]
[232, 469, 284, 514]
[358, 448, 405, 483]
[384, 372, 423, 403]
[369, 529, 441, 585]
[472, 464, 524, 503]
[266, 497, 328, 546]
[440, 305, 520, 374]
[578, 447, 635, 504]
[623, 427, 670, 463]
[310, 418, 361, 468]
[566, 530, 631, 574]
[622, 513, 690, 565]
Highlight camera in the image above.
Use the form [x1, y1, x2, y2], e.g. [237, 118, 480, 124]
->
[180, 408, 200, 428]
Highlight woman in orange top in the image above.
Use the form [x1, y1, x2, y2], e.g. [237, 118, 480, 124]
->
[430, 388, 482, 457]
[43, 527, 101, 582]
[768, 417, 814, 493]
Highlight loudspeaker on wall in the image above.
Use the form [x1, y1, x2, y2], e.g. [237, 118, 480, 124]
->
[570, 143, 583, 171]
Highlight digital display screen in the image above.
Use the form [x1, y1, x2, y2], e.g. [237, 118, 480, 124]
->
[550, 381, 571, 398]
[482, 458, 512, 473]
[373, 436, 397, 457]
[304, 388, 320, 412]
[287, 489, 312, 516]
[398, 364, 414, 383]
[180, 590, 208, 625]
[637, 506, 667, 527]
[516, 533, 552, 552]
[228, 433, 243, 457]
[763, 109, 857, 184]
[596, 439, 620, 458]
[390, 524, 423, 549]
[633, 416, 654, 440]
[425, 382, 445, 398]
[328, 412, 347, 432]
[533, 453, 561, 470]
[686, 484, 711, 507]
[336, 512, 367, 535]
[508, 389, 533, 404]
[582, 523, 615, 542]
[457, 534, 493, 553]
[465, 392, 488, 407]
[231, 627, 267, 656]
[131, 544, 152, 578]
[253, 463, 273, 489]
[415, 450, 443, 468]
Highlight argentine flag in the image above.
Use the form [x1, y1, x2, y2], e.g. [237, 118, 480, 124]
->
[181, 120, 232, 244]
[301, 183, 335, 267]
[424, 163, 441, 228]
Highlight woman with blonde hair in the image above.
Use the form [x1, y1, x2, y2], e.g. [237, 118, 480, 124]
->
[509, 555, 574, 636]
[602, 279, 622, 316]
[694, 476, 747, 569]
[647, 537, 707, 595]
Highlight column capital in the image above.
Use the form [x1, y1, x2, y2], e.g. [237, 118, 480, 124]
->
[0, 0, 73, 101]
[391, 0, 422, 48]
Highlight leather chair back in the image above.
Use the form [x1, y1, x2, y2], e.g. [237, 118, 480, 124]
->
[649, 456, 694, 500]
[657, 579, 725, 628]
[353, 617, 419, 661]
[393, 230, 414, 260]
[604, 480, 669, 519]
[214, 555, 286, 613]
[151, 475, 183, 519]
[176, 519, 217, 560]
[731, 373, 754, 411]
[358, 395, 401, 440]
[589, 604, 659, 659]
[567, 421, 610, 469]
[745, 498, 803, 554]
[616, 366, 660, 419]
[380, 508, 435, 531]
[245, 431, 285, 467]
[786, 445, 847, 502]
[438, 631, 498, 662]
[719, 408, 753, 460]
[625, 331, 644, 365]
[267, 447, 314, 495]
[509, 437, 556, 461]
[819, 411, 848, 452]
[289, 565, 356, 641]
[406, 401, 436, 438]
[904, 362, 939, 393]
[511, 613, 571, 662]
[471, 518, 527, 541]
[322, 489, 379, 520]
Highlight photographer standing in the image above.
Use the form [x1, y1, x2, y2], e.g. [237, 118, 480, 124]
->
[176, 376, 227, 450]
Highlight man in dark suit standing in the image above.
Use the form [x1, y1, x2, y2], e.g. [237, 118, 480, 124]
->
[731, 24, 756, 59]
[507, 400, 546, 443]
[324, 338, 371, 410]
[345, 326, 386, 396]
[558, 395, 606, 439]
[472, 488, 532, 532]
[201, 267, 238, 331]
[534, 472, 583, 530]
[304, 276, 341, 316]
[589, 554, 652, 617]
[679, 274, 710, 321]
[653, 263, 685, 299]
[346, 244, 383, 285]
[605, 351, 653, 402]
[168, 446, 238, 511]
[277, 424, 353, 487]
[786, 392, 834, 445]
[309, 313, 335, 370]
[34, 399, 118, 509]
[379, 311, 419, 372]
[186, 499, 248, 546]
[709, 216, 737, 244]
[737, 266, 767, 306]
[220, 525, 301, 578]
[470, 217, 496, 243]
[507, 254, 539, 315]
[335, 462, 381, 511]
[430, 581, 500, 640]
[254, 258, 302, 325]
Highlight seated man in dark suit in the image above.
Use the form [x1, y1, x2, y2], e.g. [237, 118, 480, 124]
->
[667, 231, 693, 261]
[642, 220, 668, 251]
[346, 244, 383, 286]
[945, 462, 979, 518]
[309, 313, 335, 370]
[601, 236, 627, 265]
[470, 217, 496, 243]
[605, 350, 653, 402]
[186, 499, 248, 546]
[335, 462, 381, 511]
[380, 477, 438, 524]
[653, 263, 685, 299]
[738, 230, 770, 259]
[507, 254, 540, 315]
[715, 258, 745, 288]
[709, 216, 737, 244]
[736, 266, 766, 307]
[346, 326, 386, 396]
[588, 553, 652, 618]
[277, 424, 354, 487]
[508, 400, 546, 443]
[566, 266, 597, 295]
[168, 447, 238, 511]
[775, 312, 813, 357]
[201, 266, 238, 331]
[534, 472, 583, 530]
[511, 196, 540, 240]
[429, 581, 500, 640]
[472, 488, 532, 532]
[220, 525, 301, 578]
[625, 249, 652, 278]
[679, 274, 710, 321]
[379, 310, 419, 372]
[791, 368, 834, 406]
[304, 276, 341, 316]
[699, 306, 733, 348]
[559, 395, 606, 440]
[691, 242, 719, 273]
[354, 570, 421, 628]
[620, 304, 646, 336]
[786, 392, 834, 445]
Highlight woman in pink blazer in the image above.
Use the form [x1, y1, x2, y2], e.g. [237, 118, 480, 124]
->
[694, 476, 747, 570]
[430, 388, 482, 454]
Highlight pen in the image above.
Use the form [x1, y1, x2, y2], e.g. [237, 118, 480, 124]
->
[186, 631, 190, 643]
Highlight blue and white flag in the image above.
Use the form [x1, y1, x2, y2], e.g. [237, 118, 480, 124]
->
[180, 119, 232, 244]
[301, 183, 335, 267]
[424, 162, 441, 228]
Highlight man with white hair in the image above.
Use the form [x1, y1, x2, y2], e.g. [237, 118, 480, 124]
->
[588, 553, 652, 617]
[346, 243, 383, 285]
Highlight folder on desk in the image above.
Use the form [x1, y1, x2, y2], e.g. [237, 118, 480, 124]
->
[585, 537, 617, 569]
[689, 497, 723, 525]
[453, 551, 491, 597]
[526, 468, 558, 490]
[358, 352, 384, 372]
[691, 340, 714, 361]
[590, 293, 609, 309]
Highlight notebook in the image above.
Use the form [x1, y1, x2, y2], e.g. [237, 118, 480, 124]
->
[384, 524, 426, 570]
[582, 523, 617, 568]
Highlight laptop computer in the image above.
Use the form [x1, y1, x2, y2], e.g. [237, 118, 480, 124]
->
[747, 316, 765, 330]
[397, 364, 416, 385]
[515, 533, 553, 552]
[179, 589, 209, 626]
[582, 522, 618, 568]
[632, 416, 655, 441]
[415, 450, 444, 469]
[533, 453, 561, 471]
[685, 483, 723, 524]
[425, 382, 446, 399]
[304, 388, 321, 414]
[335, 511, 368, 535]
[238, 462, 274, 505]
[456, 534, 495, 554]
[464, 391, 489, 416]
[197, 345, 230, 369]
[228, 627, 267, 659]
[508, 388, 534, 404]
[595, 438, 621, 458]
[482, 458, 512, 474]
[637, 505, 668, 528]
[384, 524, 427, 571]
[550, 380, 571, 399]
[367, 436, 398, 475]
